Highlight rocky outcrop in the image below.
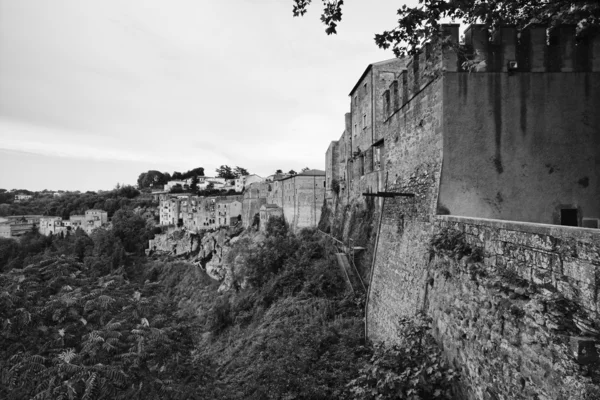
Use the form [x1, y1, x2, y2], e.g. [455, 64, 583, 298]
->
[150, 225, 264, 292]
[149, 228, 199, 256]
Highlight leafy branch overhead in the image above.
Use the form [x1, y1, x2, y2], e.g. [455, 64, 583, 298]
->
[292, 0, 600, 56]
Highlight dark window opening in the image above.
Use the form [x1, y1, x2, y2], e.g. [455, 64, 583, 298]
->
[561, 209, 578, 227]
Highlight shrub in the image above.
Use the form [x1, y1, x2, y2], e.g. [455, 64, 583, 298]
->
[347, 314, 458, 400]
[430, 228, 482, 261]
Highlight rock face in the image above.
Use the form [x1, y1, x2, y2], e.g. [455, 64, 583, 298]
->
[150, 225, 261, 292]
[149, 228, 199, 256]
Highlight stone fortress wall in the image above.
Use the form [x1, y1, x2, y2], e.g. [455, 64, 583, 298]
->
[325, 23, 600, 399]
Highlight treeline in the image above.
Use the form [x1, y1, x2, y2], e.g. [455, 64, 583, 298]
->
[0, 185, 154, 219]
[137, 165, 252, 190]
[137, 167, 206, 189]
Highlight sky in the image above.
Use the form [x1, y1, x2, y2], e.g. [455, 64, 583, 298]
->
[0, 0, 417, 192]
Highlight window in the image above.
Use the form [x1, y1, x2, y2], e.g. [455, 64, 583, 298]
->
[363, 83, 367, 94]
[363, 114, 367, 129]
[354, 95, 357, 104]
[561, 209, 578, 226]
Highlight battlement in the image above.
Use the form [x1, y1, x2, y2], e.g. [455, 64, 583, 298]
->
[383, 24, 600, 117]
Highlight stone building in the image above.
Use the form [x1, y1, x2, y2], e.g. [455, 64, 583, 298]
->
[14, 194, 33, 202]
[326, 59, 405, 204]
[39, 217, 65, 236]
[217, 199, 242, 226]
[235, 174, 264, 192]
[159, 196, 182, 226]
[0, 215, 43, 239]
[278, 169, 326, 231]
[259, 204, 283, 232]
[323, 24, 600, 399]
[38, 210, 108, 236]
[241, 181, 270, 228]
[85, 209, 108, 225]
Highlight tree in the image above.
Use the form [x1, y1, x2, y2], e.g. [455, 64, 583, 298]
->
[172, 171, 183, 180]
[182, 167, 205, 180]
[275, 169, 283, 174]
[288, 170, 297, 175]
[292, 0, 600, 56]
[216, 165, 237, 180]
[137, 170, 168, 189]
[169, 184, 184, 194]
[111, 209, 150, 254]
[234, 166, 250, 177]
[301, 167, 310, 172]
[190, 175, 199, 193]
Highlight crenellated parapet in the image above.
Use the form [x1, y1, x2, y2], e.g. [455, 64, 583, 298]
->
[461, 24, 600, 73]
[383, 23, 600, 120]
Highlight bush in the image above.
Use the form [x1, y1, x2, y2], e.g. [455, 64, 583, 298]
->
[347, 314, 458, 400]
[430, 228, 482, 262]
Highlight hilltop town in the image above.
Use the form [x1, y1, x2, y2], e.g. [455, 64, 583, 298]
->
[1, 21, 599, 400]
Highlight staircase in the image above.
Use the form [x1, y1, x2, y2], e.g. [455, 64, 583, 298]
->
[318, 230, 366, 294]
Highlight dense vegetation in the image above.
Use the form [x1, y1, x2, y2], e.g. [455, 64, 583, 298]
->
[0, 185, 152, 219]
[0, 205, 457, 398]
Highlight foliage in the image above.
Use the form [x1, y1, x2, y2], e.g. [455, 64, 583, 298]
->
[169, 184, 184, 194]
[347, 314, 458, 400]
[0, 257, 204, 400]
[233, 166, 249, 177]
[265, 216, 288, 238]
[181, 167, 205, 180]
[0, 186, 153, 219]
[194, 228, 364, 399]
[137, 170, 170, 189]
[190, 175, 199, 192]
[292, 0, 600, 56]
[430, 228, 483, 262]
[215, 165, 250, 180]
[288, 169, 297, 175]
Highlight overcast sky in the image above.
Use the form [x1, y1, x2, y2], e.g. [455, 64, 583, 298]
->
[0, 0, 416, 191]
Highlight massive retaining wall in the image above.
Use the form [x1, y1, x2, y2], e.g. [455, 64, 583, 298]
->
[368, 213, 600, 399]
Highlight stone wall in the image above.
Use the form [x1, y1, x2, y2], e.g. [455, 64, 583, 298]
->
[325, 140, 339, 200]
[368, 213, 600, 399]
[439, 72, 600, 225]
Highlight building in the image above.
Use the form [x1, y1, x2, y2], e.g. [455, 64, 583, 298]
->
[37, 210, 108, 236]
[0, 215, 43, 239]
[277, 169, 326, 231]
[235, 174, 264, 192]
[159, 193, 244, 231]
[14, 194, 33, 202]
[241, 182, 270, 228]
[39, 217, 65, 236]
[259, 204, 284, 232]
[160, 196, 183, 226]
[322, 24, 600, 399]
[217, 199, 243, 226]
[164, 180, 188, 191]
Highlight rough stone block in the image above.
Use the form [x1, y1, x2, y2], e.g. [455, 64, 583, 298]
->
[575, 241, 600, 263]
[562, 259, 597, 285]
